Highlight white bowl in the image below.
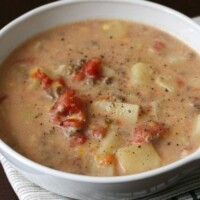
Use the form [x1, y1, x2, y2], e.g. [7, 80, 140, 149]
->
[1, 0, 200, 199]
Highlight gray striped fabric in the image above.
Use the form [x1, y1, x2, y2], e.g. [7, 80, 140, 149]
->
[1, 154, 200, 200]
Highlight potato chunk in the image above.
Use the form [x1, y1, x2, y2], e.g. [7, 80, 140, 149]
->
[155, 76, 176, 92]
[102, 21, 126, 38]
[90, 159, 115, 176]
[130, 62, 152, 85]
[91, 100, 139, 124]
[150, 100, 163, 119]
[92, 131, 118, 176]
[98, 131, 120, 154]
[102, 66, 115, 77]
[193, 114, 200, 137]
[116, 143, 161, 174]
[189, 77, 200, 90]
[168, 55, 187, 64]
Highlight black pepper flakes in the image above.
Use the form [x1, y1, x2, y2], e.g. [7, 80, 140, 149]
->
[167, 142, 171, 146]
[34, 113, 43, 119]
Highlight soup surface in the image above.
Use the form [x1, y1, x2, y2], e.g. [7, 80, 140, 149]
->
[0, 20, 200, 176]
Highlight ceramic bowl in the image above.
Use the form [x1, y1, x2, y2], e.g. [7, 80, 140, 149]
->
[1, 1, 200, 199]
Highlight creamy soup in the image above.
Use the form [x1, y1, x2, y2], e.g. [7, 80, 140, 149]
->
[0, 20, 200, 176]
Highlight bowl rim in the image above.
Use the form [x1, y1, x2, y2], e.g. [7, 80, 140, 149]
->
[0, 0, 200, 183]
[1, 0, 200, 37]
[1, 140, 200, 183]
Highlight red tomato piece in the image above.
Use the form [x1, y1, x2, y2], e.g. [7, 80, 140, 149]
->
[176, 78, 185, 88]
[73, 58, 102, 81]
[116, 120, 123, 126]
[153, 40, 166, 51]
[32, 69, 53, 89]
[69, 134, 87, 147]
[56, 76, 67, 87]
[132, 121, 168, 143]
[99, 153, 115, 166]
[50, 90, 86, 129]
[83, 58, 102, 79]
[87, 126, 106, 139]
[62, 113, 86, 128]
[73, 70, 85, 81]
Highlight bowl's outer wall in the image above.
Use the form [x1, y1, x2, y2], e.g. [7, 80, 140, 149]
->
[1, 0, 200, 199]
[1, 148, 199, 200]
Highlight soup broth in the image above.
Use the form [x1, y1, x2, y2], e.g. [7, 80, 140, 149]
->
[0, 20, 200, 176]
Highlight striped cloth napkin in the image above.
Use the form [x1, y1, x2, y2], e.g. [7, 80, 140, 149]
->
[1, 154, 200, 200]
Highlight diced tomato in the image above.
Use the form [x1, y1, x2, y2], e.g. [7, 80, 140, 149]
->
[116, 119, 123, 126]
[83, 58, 102, 79]
[176, 78, 185, 88]
[55, 76, 66, 87]
[99, 154, 115, 166]
[73, 58, 102, 81]
[31, 69, 67, 94]
[153, 40, 166, 51]
[73, 70, 85, 81]
[132, 121, 168, 143]
[50, 90, 86, 129]
[87, 126, 107, 139]
[32, 69, 53, 89]
[62, 113, 86, 128]
[69, 134, 87, 147]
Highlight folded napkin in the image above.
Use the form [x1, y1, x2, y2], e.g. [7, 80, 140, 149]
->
[1, 154, 200, 200]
